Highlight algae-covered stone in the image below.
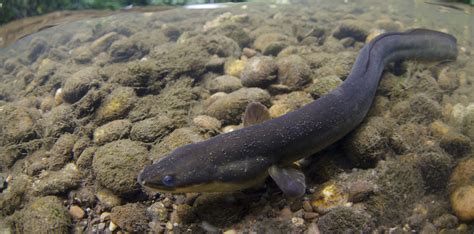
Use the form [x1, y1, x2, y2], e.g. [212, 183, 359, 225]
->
[224, 59, 246, 78]
[62, 67, 99, 103]
[193, 115, 222, 134]
[96, 87, 137, 123]
[366, 160, 425, 225]
[450, 185, 474, 221]
[182, 35, 241, 58]
[306, 75, 343, 99]
[193, 193, 246, 227]
[92, 140, 151, 195]
[108, 38, 145, 63]
[439, 131, 471, 157]
[205, 88, 271, 124]
[76, 146, 96, 171]
[32, 163, 82, 195]
[93, 119, 132, 145]
[130, 115, 174, 143]
[449, 157, 474, 193]
[150, 128, 204, 161]
[417, 151, 453, 193]
[48, 133, 77, 170]
[241, 56, 278, 88]
[206, 75, 242, 93]
[276, 55, 311, 90]
[13, 196, 71, 233]
[96, 189, 122, 209]
[41, 105, 76, 137]
[111, 203, 149, 232]
[90, 32, 121, 54]
[345, 117, 393, 168]
[0, 174, 31, 216]
[333, 19, 371, 42]
[0, 104, 40, 145]
[317, 206, 374, 233]
[269, 91, 313, 118]
[254, 33, 295, 56]
[409, 93, 442, 123]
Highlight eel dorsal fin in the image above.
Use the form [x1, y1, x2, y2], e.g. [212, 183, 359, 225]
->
[268, 165, 306, 197]
[243, 102, 271, 127]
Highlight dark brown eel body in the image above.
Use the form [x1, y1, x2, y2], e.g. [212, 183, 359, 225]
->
[138, 28, 458, 195]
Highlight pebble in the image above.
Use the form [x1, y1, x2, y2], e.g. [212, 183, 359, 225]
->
[241, 56, 278, 88]
[98, 222, 106, 230]
[304, 212, 319, 220]
[109, 221, 118, 232]
[69, 205, 86, 219]
[303, 201, 313, 212]
[100, 212, 112, 222]
[223, 229, 238, 234]
[450, 185, 474, 221]
[291, 217, 305, 227]
[96, 189, 122, 209]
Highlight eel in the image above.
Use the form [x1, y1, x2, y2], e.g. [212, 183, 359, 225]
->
[138, 28, 457, 197]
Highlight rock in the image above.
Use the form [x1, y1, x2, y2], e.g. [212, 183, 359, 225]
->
[206, 75, 242, 93]
[92, 140, 151, 195]
[346, 180, 377, 203]
[306, 75, 343, 99]
[108, 38, 144, 63]
[90, 32, 121, 54]
[71, 187, 96, 207]
[439, 131, 471, 157]
[409, 93, 442, 123]
[193, 115, 221, 134]
[243, 48, 257, 58]
[0, 174, 31, 216]
[205, 56, 226, 72]
[433, 213, 459, 229]
[93, 120, 132, 145]
[147, 202, 169, 222]
[12, 196, 71, 233]
[69, 205, 86, 220]
[276, 55, 311, 90]
[27, 37, 49, 62]
[95, 87, 137, 123]
[150, 128, 204, 161]
[317, 206, 374, 233]
[449, 157, 474, 193]
[311, 182, 350, 214]
[96, 189, 122, 209]
[111, 203, 149, 232]
[62, 67, 99, 103]
[76, 147, 96, 170]
[437, 67, 459, 91]
[171, 204, 197, 224]
[183, 35, 241, 58]
[207, 23, 251, 48]
[0, 105, 40, 145]
[268, 91, 313, 118]
[32, 163, 82, 195]
[345, 117, 393, 168]
[224, 59, 246, 78]
[193, 193, 246, 227]
[462, 104, 474, 140]
[130, 115, 174, 143]
[48, 133, 77, 170]
[40, 95, 55, 112]
[254, 33, 295, 56]
[241, 56, 278, 88]
[41, 105, 76, 137]
[416, 151, 453, 193]
[333, 20, 371, 42]
[205, 88, 271, 124]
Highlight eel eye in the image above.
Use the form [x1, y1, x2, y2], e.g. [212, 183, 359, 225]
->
[162, 175, 174, 187]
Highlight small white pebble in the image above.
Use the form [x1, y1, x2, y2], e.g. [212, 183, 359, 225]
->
[109, 221, 117, 232]
[5, 175, 13, 183]
[291, 217, 305, 227]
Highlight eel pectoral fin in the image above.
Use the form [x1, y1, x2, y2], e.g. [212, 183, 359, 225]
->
[268, 165, 306, 197]
[243, 102, 271, 127]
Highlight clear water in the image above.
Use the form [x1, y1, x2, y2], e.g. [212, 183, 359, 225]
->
[0, 0, 472, 233]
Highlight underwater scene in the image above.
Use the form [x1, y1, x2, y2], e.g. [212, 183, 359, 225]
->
[0, 0, 473, 233]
